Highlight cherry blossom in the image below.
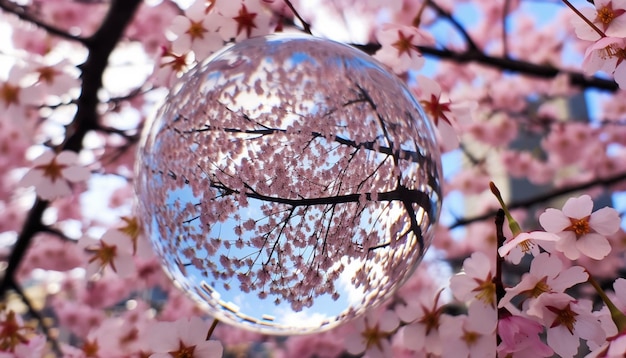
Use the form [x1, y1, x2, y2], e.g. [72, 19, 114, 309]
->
[153, 47, 194, 87]
[449, 251, 496, 308]
[498, 231, 560, 264]
[394, 289, 445, 355]
[498, 252, 588, 309]
[439, 302, 496, 358]
[373, 24, 434, 74]
[147, 316, 223, 358]
[526, 293, 605, 358]
[19, 150, 91, 201]
[344, 310, 399, 358]
[497, 311, 554, 358]
[214, 0, 273, 42]
[413, 75, 474, 152]
[0, 67, 43, 122]
[572, 0, 626, 41]
[169, 0, 223, 60]
[539, 195, 621, 260]
[582, 36, 626, 89]
[78, 229, 135, 278]
[0, 311, 33, 353]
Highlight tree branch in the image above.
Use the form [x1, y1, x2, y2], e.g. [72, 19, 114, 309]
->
[426, 0, 480, 51]
[352, 43, 618, 91]
[449, 170, 626, 229]
[0, 0, 87, 43]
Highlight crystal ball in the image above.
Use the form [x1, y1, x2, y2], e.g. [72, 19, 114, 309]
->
[135, 34, 442, 334]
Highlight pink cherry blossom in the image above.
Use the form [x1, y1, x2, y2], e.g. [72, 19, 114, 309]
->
[0, 67, 43, 122]
[498, 231, 560, 264]
[394, 289, 445, 355]
[439, 302, 496, 358]
[214, 0, 273, 42]
[19, 150, 91, 201]
[526, 293, 605, 358]
[373, 24, 434, 74]
[153, 47, 194, 87]
[449, 251, 497, 308]
[582, 36, 626, 89]
[539, 195, 620, 260]
[413, 75, 474, 153]
[170, 0, 224, 60]
[78, 229, 136, 278]
[148, 316, 223, 358]
[344, 309, 399, 358]
[499, 253, 588, 309]
[497, 311, 553, 358]
[572, 0, 626, 41]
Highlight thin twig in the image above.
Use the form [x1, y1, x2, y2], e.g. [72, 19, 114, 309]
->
[562, 0, 606, 38]
[494, 209, 506, 345]
[206, 319, 219, 340]
[0, 0, 87, 44]
[502, 0, 511, 58]
[283, 0, 312, 34]
[449, 170, 626, 229]
[426, 0, 480, 51]
[9, 279, 63, 357]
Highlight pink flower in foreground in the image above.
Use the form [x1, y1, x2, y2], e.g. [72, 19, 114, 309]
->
[394, 289, 445, 355]
[79, 229, 136, 278]
[449, 251, 496, 308]
[214, 0, 272, 42]
[19, 150, 90, 201]
[170, 0, 223, 60]
[344, 309, 399, 358]
[148, 316, 223, 358]
[373, 24, 434, 74]
[572, 0, 626, 41]
[499, 253, 588, 309]
[539, 195, 620, 260]
[439, 302, 496, 358]
[498, 231, 560, 264]
[582, 36, 626, 89]
[527, 293, 605, 358]
[497, 312, 553, 358]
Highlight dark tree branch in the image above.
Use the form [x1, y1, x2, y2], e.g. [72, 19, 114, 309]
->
[0, 0, 87, 43]
[449, 170, 626, 229]
[352, 44, 618, 92]
[0, 0, 143, 297]
[426, 0, 480, 52]
[283, 0, 312, 34]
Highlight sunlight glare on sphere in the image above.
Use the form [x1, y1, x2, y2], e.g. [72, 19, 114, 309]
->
[135, 34, 442, 335]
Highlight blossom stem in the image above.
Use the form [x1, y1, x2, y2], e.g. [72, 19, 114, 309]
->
[561, 0, 606, 38]
[494, 209, 507, 346]
[206, 319, 219, 340]
[586, 272, 626, 332]
[489, 182, 522, 236]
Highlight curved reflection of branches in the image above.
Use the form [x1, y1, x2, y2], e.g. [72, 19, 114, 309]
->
[136, 35, 441, 329]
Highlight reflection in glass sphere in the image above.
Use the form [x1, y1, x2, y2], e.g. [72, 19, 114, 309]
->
[135, 34, 442, 335]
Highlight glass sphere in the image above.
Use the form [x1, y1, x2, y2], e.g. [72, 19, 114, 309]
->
[135, 34, 442, 335]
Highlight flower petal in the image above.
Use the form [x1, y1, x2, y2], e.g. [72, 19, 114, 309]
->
[562, 195, 593, 219]
[539, 208, 571, 232]
[576, 233, 611, 260]
[589, 207, 621, 236]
